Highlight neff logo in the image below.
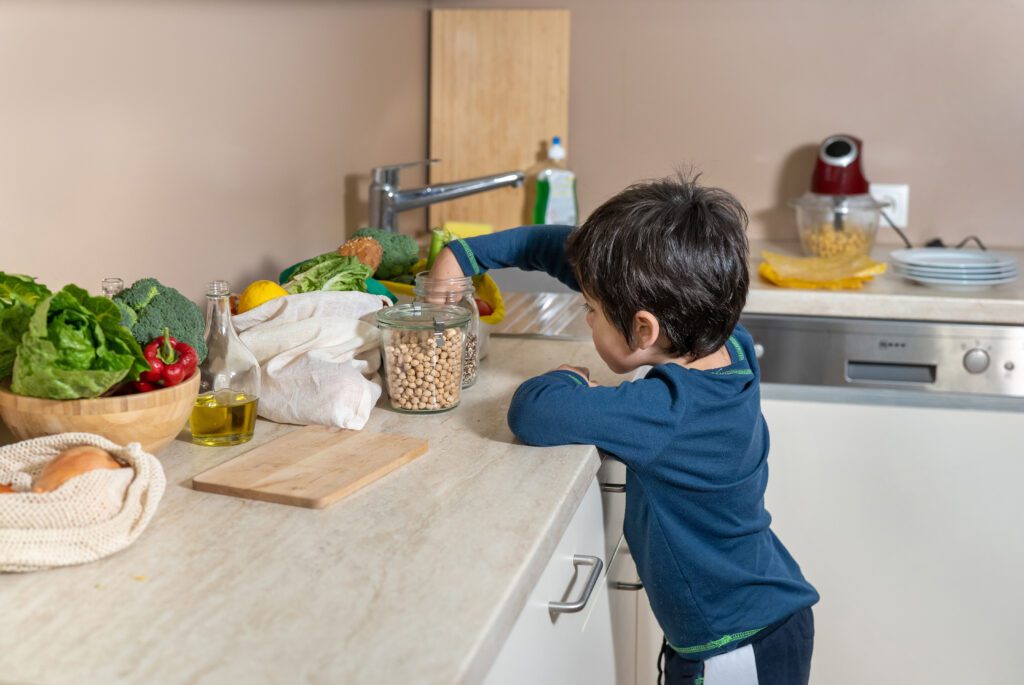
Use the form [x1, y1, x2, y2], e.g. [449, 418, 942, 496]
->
[879, 339, 907, 349]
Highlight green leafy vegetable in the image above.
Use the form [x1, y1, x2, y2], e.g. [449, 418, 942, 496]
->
[283, 253, 374, 294]
[113, 278, 207, 364]
[0, 272, 52, 379]
[352, 227, 420, 281]
[11, 285, 149, 399]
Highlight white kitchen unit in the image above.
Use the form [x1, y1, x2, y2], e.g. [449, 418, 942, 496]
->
[762, 389, 1024, 684]
[607, 534, 665, 685]
[601, 454, 673, 685]
[745, 312, 1024, 684]
[485, 478, 615, 685]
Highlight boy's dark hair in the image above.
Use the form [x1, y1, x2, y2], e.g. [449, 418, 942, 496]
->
[566, 173, 749, 361]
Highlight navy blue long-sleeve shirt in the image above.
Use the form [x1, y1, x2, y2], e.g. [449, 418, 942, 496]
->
[448, 226, 818, 658]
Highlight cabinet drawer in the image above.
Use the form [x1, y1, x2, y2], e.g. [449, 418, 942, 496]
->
[597, 455, 626, 564]
[485, 479, 614, 685]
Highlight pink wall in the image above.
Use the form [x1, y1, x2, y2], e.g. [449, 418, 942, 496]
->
[442, 0, 1024, 247]
[2, 0, 1022, 306]
[0, 1, 429, 303]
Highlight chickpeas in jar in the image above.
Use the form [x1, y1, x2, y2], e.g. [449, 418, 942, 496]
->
[413, 272, 480, 389]
[376, 304, 470, 414]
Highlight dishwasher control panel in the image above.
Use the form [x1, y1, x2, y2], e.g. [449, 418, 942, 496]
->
[741, 314, 1024, 398]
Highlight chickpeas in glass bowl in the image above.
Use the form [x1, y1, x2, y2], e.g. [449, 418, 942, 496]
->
[790, 193, 889, 258]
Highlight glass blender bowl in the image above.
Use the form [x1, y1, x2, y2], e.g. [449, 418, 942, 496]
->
[790, 192, 889, 258]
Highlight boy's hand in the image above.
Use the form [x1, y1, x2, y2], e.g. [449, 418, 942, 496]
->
[421, 247, 467, 304]
[429, 247, 464, 281]
[555, 364, 597, 387]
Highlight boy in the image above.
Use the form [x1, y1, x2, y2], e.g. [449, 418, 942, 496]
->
[430, 175, 818, 685]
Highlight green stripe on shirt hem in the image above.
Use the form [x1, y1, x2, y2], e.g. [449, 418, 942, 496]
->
[456, 239, 482, 275]
[669, 626, 765, 655]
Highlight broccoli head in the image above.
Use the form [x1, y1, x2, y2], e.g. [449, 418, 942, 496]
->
[114, 278, 207, 363]
[352, 227, 420, 281]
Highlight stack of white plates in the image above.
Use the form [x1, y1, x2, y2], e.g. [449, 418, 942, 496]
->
[890, 249, 1019, 288]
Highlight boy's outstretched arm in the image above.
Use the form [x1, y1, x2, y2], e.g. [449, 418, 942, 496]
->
[506, 368, 679, 469]
[431, 225, 579, 290]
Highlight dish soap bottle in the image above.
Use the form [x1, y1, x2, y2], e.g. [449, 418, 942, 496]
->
[190, 280, 261, 446]
[530, 136, 578, 225]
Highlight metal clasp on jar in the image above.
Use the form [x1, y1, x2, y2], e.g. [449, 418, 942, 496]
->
[433, 318, 446, 348]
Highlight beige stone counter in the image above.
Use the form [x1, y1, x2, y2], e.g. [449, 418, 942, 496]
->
[748, 240, 1024, 325]
[0, 338, 622, 685]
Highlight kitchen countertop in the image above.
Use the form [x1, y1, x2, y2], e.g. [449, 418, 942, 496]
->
[0, 338, 623, 685]
[747, 239, 1024, 325]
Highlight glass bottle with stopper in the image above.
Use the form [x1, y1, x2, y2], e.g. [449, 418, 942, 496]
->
[189, 280, 261, 446]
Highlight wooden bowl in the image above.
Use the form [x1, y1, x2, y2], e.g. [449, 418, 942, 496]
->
[0, 372, 199, 455]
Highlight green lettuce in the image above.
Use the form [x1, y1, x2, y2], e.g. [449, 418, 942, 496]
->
[11, 284, 150, 399]
[0, 272, 51, 379]
[283, 253, 373, 294]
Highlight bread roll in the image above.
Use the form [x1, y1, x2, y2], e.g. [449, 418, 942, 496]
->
[338, 236, 384, 271]
[32, 446, 123, 493]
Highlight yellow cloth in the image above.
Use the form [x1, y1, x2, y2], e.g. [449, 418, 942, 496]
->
[442, 221, 494, 239]
[759, 250, 887, 290]
[377, 259, 506, 325]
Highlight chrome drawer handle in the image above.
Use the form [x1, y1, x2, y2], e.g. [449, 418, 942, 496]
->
[600, 482, 626, 493]
[611, 580, 644, 591]
[549, 555, 604, 614]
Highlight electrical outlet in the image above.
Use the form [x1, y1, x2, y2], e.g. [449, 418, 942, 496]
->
[870, 183, 910, 230]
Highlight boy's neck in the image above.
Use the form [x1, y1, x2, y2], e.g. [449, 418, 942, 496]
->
[644, 345, 732, 372]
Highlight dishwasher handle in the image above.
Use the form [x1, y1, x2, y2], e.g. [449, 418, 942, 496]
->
[549, 555, 604, 614]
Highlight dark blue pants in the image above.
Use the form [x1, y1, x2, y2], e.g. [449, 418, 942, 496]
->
[658, 606, 815, 685]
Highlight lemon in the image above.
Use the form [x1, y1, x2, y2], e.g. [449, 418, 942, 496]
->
[237, 280, 288, 314]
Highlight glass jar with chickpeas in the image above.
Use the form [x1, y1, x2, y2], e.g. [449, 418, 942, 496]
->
[413, 272, 480, 389]
[376, 304, 471, 414]
[790, 193, 888, 258]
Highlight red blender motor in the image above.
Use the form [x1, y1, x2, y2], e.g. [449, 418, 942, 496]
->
[811, 135, 869, 196]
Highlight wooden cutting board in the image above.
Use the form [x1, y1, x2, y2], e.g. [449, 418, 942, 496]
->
[429, 8, 571, 231]
[191, 425, 428, 509]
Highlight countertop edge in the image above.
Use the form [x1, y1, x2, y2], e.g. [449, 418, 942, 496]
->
[745, 288, 1024, 325]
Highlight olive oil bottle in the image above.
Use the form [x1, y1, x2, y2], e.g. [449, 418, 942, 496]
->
[190, 281, 261, 446]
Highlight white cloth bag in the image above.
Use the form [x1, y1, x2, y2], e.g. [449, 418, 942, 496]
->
[232, 291, 387, 430]
[0, 433, 166, 573]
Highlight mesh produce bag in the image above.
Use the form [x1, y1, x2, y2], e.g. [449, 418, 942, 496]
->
[0, 432, 166, 572]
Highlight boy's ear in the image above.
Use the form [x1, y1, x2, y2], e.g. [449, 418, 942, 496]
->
[632, 311, 661, 350]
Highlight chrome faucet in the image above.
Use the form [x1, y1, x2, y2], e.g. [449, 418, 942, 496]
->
[368, 160, 525, 232]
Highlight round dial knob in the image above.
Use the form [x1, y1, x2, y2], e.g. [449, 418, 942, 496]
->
[963, 348, 990, 374]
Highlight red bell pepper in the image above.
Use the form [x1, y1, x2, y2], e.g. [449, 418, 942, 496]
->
[134, 328, 198, 392]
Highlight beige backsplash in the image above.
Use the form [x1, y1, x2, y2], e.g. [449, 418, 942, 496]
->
[0, 1, 431, 304]
[2, 0, 1022, 305]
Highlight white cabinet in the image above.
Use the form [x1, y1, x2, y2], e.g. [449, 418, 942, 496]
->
[606, 533, 664, 685]
[762, 393, 1024, 684]
[486, 461, 668, 685]
[599, 457, 662, 685]
[485, 478, 615, 685]
[606, 536, 638, 684]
